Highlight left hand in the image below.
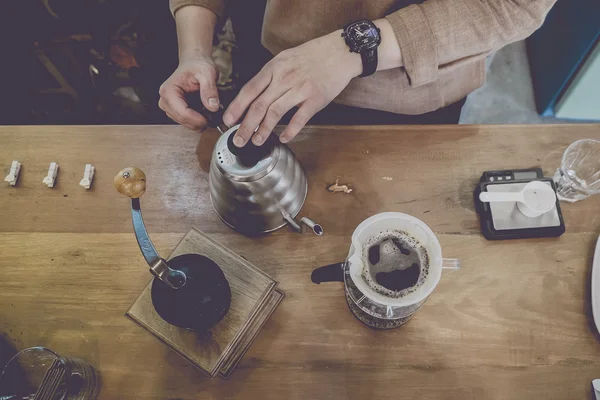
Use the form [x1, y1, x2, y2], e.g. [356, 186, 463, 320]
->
[223, 30, 362, 146]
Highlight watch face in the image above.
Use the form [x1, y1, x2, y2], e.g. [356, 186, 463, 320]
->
[351, 22, 376, 43]
[346, 20, 380, 51]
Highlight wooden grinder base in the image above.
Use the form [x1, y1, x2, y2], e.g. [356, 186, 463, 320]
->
[126, 228, 284, 378]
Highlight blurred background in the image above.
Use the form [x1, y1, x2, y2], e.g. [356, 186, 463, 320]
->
[0, 0, 237, 126]
[0, 0, 597, 126]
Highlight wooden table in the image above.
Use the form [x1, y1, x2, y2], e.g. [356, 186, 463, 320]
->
[1, 124, 600, 400]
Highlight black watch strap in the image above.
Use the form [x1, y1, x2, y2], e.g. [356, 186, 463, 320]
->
[359, 48, 378, 78]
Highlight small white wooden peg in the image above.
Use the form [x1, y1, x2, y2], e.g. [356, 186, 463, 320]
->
[79, 164, 95, 189]
[42, 162, 59, 188]
[4, 161, 21, 186]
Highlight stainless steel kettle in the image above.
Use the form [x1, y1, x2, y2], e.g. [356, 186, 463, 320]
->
[194, 96, 321, 235]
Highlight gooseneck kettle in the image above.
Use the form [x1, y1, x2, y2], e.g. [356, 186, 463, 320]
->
[189, 93, 321, 235]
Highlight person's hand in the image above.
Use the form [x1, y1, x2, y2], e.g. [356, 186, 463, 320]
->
[223, 30, 362, 147]
[159, 56, 219, 132]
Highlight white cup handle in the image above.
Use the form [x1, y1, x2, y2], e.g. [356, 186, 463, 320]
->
[442, 258, 461, 271]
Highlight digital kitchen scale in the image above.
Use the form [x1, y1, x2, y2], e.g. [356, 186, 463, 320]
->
[474, 168, 566, 240]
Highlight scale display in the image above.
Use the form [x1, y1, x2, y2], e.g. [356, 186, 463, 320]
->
[481, 168, 543, 183]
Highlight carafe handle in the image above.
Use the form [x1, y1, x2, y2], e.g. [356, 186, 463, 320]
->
[311, 262, 345, 284]
[442, 258, 461, 271]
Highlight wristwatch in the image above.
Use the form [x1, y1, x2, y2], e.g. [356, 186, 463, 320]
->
[342, 19, 382, 78]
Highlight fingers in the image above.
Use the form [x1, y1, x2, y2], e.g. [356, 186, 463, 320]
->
[279, 103, 320, 143]
[251, 90, 302, 146]
[223, 69, 272, 128]
[159, 86, 208, 130]
[196, 73, 220, 112]
[232, 84, 291, 147]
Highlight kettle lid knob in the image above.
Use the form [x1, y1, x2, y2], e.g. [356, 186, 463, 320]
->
[227, 131, 277, 167]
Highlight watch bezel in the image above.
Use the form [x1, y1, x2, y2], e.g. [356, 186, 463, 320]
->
[342, 19, 382, 53]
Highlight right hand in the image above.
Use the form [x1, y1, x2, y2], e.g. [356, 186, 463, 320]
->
[158, 56, 220, 132]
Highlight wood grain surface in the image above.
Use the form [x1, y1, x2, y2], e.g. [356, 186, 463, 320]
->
[127, 228, 278, 377]
[2, 124, 600, 399]
[219, 289, 284, 379]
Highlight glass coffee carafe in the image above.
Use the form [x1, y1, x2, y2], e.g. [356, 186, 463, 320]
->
[0, 347, 99, 400]
[312, 213, 460, 329]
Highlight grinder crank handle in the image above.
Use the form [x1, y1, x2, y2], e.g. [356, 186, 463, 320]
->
[114, 167, 186, 289]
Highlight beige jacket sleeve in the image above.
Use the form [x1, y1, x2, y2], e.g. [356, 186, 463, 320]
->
[385, 0, 556, 87]
[170, 0, 225, 18]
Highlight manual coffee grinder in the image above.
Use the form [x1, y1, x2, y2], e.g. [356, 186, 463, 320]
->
[114, 167, 232, 331]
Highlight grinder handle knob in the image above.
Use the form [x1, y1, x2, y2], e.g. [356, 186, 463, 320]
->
[114, 167, 146, 198]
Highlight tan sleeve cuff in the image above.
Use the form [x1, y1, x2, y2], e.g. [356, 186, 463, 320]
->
[385, 5, 439, 87]
[170, 0, 225, 19]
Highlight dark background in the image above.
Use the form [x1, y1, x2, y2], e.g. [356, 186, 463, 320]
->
[0, 0, 181, 125]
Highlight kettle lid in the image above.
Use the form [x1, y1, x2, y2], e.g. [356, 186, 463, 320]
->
[226, 128, 277, 166]
[215, 126, 280, 180]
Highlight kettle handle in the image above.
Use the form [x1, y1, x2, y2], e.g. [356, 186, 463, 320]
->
[184, 91, 229, 134]
[311, 262, 345, 284]
[114, 167, 187, 289]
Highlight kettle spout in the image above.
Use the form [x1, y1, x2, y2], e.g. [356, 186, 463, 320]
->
[280, 209, 324, 236]
[281, 209, 302, 232]
[300, 217, 324, 236]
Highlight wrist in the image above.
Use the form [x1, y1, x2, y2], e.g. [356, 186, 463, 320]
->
[330, 29, 363, 79]
[340, 20, 382, 78]
[179, 52, 213, 65]
[175, 6, 216, 64]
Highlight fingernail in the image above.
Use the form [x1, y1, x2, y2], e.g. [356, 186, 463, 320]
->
[252, 135, 264, 145]
[208, 98, 218, 108]
[280, 136, 289, 144]
[233, 135, 245, 147]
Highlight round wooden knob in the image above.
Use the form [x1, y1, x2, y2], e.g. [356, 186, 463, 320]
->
[114, 167, 146, 198]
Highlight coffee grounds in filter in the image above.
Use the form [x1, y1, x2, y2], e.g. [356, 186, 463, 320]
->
[360, 230, 430, 299]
